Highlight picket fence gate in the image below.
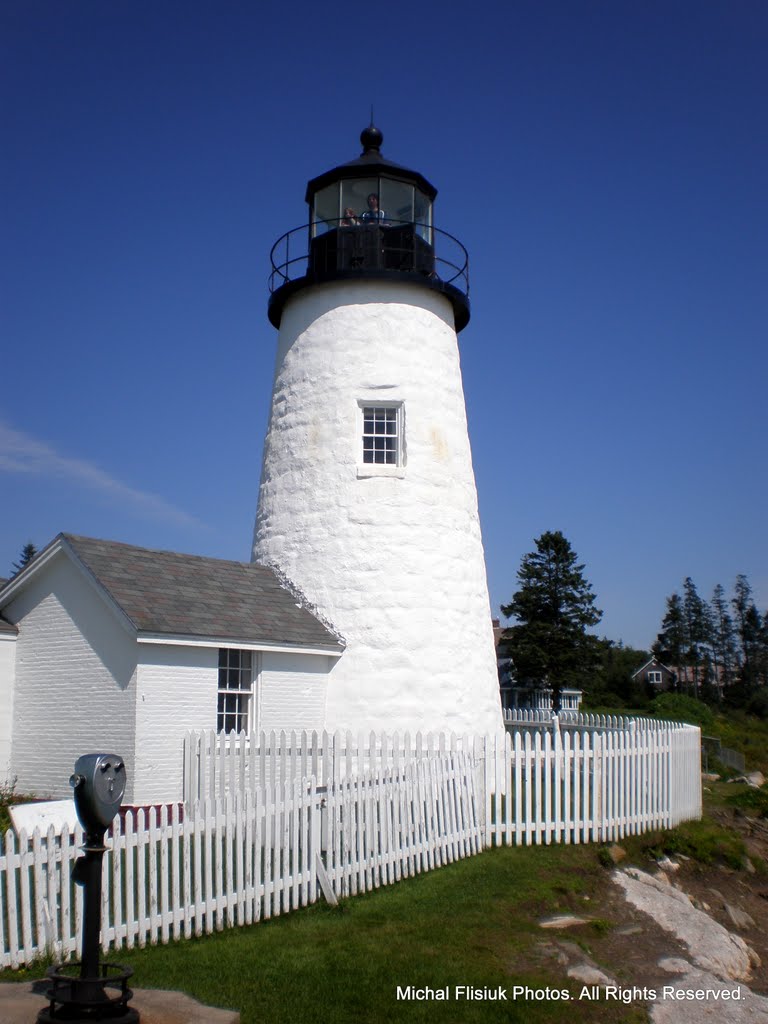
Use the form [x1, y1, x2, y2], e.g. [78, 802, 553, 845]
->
[0, 751, 479, 969]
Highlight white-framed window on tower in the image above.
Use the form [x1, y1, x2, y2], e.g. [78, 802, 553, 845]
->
[217, 648, 258, 734]
[357, 401, 405, 477]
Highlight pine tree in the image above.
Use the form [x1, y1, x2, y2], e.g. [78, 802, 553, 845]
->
[733, 575, 761, 691]
[742, 605, 764, 691]
[682, 577, 712, 696]
[652, 592, 686, 687]
[758, 614, 768, 689]
[501, 531, 602, 710]
[710, 583, 737, 692]
[11, 542, 37, 577]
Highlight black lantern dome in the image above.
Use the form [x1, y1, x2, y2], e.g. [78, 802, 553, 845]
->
[268, 125, 470, 331]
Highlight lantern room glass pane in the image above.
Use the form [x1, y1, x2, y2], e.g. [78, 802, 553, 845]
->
[341, 178, 378, 223]
[414, 189, 432, 244]
[313, 184, 341, 236]
[379, 180, 414, 226]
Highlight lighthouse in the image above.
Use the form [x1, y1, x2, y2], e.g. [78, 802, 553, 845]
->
[253, 125, 502, 737]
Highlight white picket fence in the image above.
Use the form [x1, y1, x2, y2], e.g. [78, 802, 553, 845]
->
[183, 716, 702, 844]
[0, 716, 701, 969]
[183, 728, 481, 803]
[483, 722, 701, 846]
[0, 751, 479, 969]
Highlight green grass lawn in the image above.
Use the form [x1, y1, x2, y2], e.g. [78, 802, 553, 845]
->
[6, 842, 647, 1024]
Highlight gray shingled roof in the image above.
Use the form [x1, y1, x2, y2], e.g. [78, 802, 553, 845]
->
[62, 534, 343, 651]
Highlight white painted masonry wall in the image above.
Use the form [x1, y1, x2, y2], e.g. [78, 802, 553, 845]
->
[0, 634, 16, 786]
[260, 651, 329, 735]
[6, 552, 138, 801]
[253, 278, 503, 737]
[134, 644, 218, 805]
[134, 646, 333, 804]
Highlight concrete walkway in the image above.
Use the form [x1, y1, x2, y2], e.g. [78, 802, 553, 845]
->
[0, 981, 240, 1023]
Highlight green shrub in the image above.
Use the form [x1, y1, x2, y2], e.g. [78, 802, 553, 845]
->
[0, 777, 18, 833]
[597, 846, 615, 868]
[649, 693, 715, 729]
[0, 778, 43, 834]
[643, 819, 746, 869]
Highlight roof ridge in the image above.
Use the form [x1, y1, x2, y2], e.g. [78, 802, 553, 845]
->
[62, 533, 261, 570]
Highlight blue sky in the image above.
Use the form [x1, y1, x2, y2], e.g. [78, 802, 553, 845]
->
[2, 1, 766, 649]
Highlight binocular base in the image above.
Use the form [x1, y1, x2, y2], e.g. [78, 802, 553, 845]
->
[37, 1008, 139, 1023]
[37, 962, 139, 1023]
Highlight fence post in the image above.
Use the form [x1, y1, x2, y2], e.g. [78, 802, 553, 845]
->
[474, 735, 489, 848]
[552, 714, 562, 843]
[592, 731, 603, 842]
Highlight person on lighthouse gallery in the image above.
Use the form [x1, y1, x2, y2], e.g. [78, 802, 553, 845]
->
[361, 193, 387, 223]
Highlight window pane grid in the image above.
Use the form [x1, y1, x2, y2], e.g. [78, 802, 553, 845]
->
[362, 406, 399, 465]
[217, 649, 253, 732]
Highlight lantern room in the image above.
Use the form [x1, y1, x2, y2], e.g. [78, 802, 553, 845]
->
[309, 125, 434, 241]
[268, 125, 470, 332]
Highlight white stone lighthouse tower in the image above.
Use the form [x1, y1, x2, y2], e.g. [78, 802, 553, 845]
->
[253, 125, 502, 736]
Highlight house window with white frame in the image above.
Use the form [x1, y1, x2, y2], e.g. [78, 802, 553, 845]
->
[647, 670, 662, 685]
[362, 405, 400, 465]
[217, 649, 253, 734]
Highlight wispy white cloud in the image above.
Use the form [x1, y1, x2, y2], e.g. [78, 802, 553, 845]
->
[0, 420, 202, 528]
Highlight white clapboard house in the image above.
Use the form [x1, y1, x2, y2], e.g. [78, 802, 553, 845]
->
[0, 534, 343, 805]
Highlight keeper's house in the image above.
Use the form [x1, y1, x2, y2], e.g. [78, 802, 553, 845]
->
[0, 534, 343, 805]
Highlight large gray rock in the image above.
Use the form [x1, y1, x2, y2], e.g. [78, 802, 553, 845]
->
[650, 958, 768, 1023]
[728, 772, 765, 788]
[612, 868, 760, 981]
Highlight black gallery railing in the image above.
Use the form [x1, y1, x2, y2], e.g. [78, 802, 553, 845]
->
[268, 220, 470, 300]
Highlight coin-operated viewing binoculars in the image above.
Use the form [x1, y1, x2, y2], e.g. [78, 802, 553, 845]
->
[37, 754, 139, 1023]
[71, 754, 127, 835]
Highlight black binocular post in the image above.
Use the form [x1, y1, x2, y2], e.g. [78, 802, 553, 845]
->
[37, 754, 139, 1023]
[72, 829, 107, 1000]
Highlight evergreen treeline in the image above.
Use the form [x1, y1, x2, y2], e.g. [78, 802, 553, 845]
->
[652, 575, 768, 713]
[501, 534, 767, 717]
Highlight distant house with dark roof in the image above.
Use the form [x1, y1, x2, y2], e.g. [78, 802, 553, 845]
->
[0, 534, 343, 804]
[631, 657, 676, 693]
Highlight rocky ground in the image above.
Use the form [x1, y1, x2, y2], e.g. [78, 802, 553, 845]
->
[530, 792, 768, 1022]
